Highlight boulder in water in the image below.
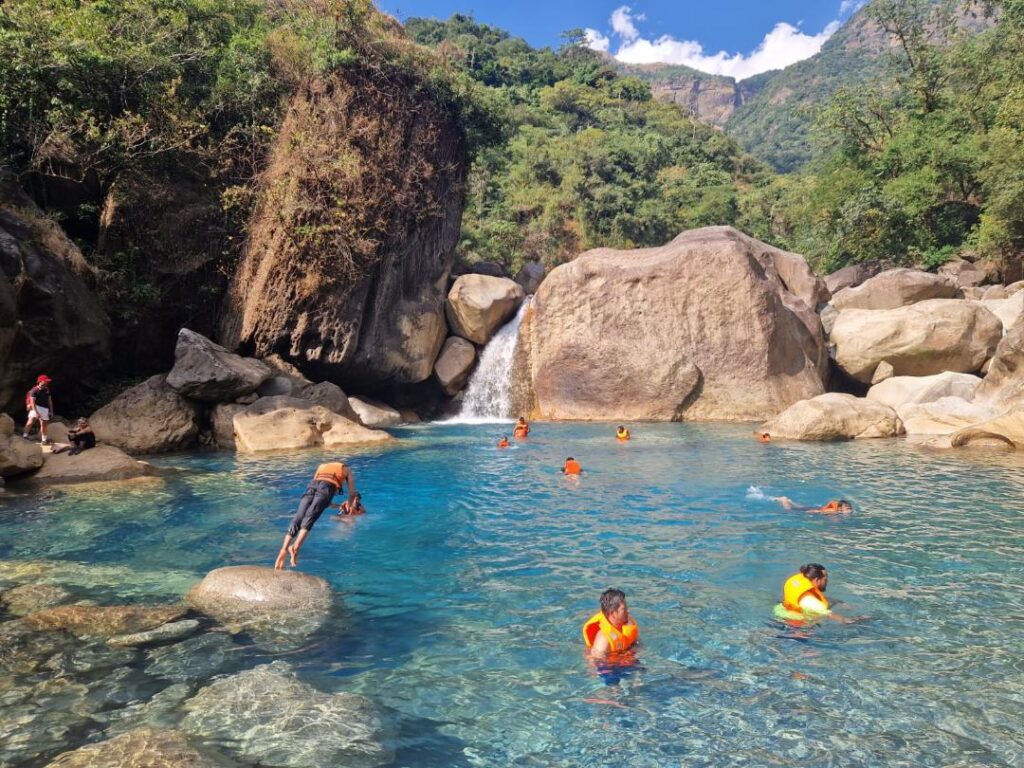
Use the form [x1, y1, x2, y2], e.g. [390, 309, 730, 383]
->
[434, 337, 477, 395]
[210, 403, 244, 448]
[866, 372, 983, 411]
[90, 375, 201, 454]
[830, 268, 959, 311]
[899, 397, 996, 436]
[974, 315, 1024, 408]
[23, 604, 187, 637]
[45, 728, 222, 768]
[181, 661, 391, 768]
[232, 396, 391, 452]
[348, 396, 402, 428]
[166, 328, 272, 402]
[951, 408, 1024, 449]
[762, 393, 904, 441]
[1, 583, 71, 616]
[107, 619, 201, 648]
[446, 274, 525, 345]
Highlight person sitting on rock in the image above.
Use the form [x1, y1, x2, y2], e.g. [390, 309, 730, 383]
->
[275, 461, 356, 570]
[52, 418, 96, 455]
[497, 435, 510, 448]
[616, 426, 631, 441]
[513, 417, 530, 439]
[772, 496, 852, 514]
[22, 375, 54, 445]
[334, 491, 365, 516]
[562, 457, 582, 475]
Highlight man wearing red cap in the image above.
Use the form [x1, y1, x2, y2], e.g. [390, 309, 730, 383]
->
[23, 375, 54, 445]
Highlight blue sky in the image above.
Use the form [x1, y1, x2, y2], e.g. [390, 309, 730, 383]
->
[380, 0, 867, 80]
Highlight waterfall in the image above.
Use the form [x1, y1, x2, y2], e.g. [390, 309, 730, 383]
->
[451, 299, 530, 423]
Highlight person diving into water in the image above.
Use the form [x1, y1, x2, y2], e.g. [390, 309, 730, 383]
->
[274, 461, 356, 569]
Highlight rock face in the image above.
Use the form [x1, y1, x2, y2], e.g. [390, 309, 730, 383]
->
[515, 261, 545, 294]
[976, 291, 1024, 332]
[830, 268, 959, 311]
[515, 227, 827, 421]
[46, 728, 220, 768]
[446, 274, 525, 345]
[824, 261, 882, 294]
[939, 257, 990, 288]
[23, 604, 186, 636]
[29, 445, 153, 485]
[762, 393, 904, 441]
[165, 328, 271, 401]
[232, 397, 391, 453]
[0, 413, 43, 477]
[181, 662, 391, 768]
[900, 397, 996, 436]
[951, 408, 1024, 449]
[866, 372, 983, 411]
[433, 337, 477, 395]
[219, 67, 467, 391]
[186, 566, 333, 638]
[973, 317, 1024, 408]
[0, 177, 111, 413]
[90, 375, 200, 454]
[769, 248, 830, 309]
[107, 619, 200, 648]
[348, 396, 402, 429]
[830, 300, 1002, 383]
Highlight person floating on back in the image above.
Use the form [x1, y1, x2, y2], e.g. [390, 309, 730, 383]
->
[562, 457, 582, 475]
[334, 491, 365, 516]
[583, 588, 639, 659]
[616, 426, 631, 441]
[274, 461, 356, 570]
[774, 563, 856, 624]
[23, 375, 53, 445]
[772, 497, 852, 514]
[513, 417, 530, 439]
[497, 435, 510, 448]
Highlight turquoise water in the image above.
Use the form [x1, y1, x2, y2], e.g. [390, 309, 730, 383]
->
[2, 423, 1024, 766]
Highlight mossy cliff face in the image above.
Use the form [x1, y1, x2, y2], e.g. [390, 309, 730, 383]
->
[220, 66, 468, 390]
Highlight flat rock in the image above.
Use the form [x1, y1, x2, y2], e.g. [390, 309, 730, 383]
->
[446, 274, 525, 345]
[28, 444, 153, 485]
[831, 300, 1002, 383]
[762, 393, 904, 441]
[23, 603, 187, 637]
[232, 397, 391, 453]
[433, 336, 477, 395]
[45, 727, 223, 768]
[181, 662, 391, 768]
[90, 375, 200, 454]
[866, 372, 983, 411]
[831, 268, 959, 311]
[348, 396, 402, 428]
[166, 328, 271, 402]
[108, 618, 200, 648]
[1, 583, 71, 616]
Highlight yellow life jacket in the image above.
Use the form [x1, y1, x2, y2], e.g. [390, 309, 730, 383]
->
[582, 611, 639, 653]
[313, 462, 347, 489]
[617, 429, 630, 441]
[782, 572, 829, 613]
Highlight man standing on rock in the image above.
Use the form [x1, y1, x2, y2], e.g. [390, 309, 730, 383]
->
[23, 374, 54, 445]
[274, 461, 356, 570]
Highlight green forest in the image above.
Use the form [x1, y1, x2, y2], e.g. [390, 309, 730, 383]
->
[2, 0, 1023, 280]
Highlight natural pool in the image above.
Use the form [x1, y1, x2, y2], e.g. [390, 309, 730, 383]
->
[1, 423, 1023, 766]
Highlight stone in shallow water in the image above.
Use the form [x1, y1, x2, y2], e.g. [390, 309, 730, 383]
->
[108, 619, 201, 648]
[45, 727, 225, 768]
[1, 583, 72, 615]
[0, 559, 199, 602]
[23, 604, 187, 636]
[181, 661, 391, 768]
[0, 619, 71, 674]
[100, 682, 193, 735]
[145, 632, 234, 683]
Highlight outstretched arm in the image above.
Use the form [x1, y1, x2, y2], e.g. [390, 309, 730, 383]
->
[344, 466, 357, 504]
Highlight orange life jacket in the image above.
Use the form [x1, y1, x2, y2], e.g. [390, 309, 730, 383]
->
[513, 423, 529, 438]
[564, 459, 582, 475]
[498, 438, 509, 448]
[782, 572, 830, 613]
[313, 462, 347, 489]
[583, 611, 639, 653]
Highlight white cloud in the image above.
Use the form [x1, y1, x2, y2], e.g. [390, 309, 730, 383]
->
[589, 5, 843, 81]
[839, 0, 867, 15]
[584, 28, 611, 52]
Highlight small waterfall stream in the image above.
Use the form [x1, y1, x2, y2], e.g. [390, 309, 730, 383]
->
[451, 299, 530, 422]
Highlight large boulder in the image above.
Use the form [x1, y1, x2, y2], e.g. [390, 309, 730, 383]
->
[90, 375, 201, 454]
[258, 355, 358, 421]
[973, 316, 1024, 409]
[938, 257, 990, 289]
[830, 300, 1002, 383]
[348, 396, 402, 428]
[232, 397, 391, 453]
[29, 445, 154, 485]
[762, 393, 904, 441]
[0, 413, 43, 477]
[768, 247, 830, 309]
[866, 372, 983, 411]
[446, 274, 525, 345]
[46, 728, 221, 768]
[899, 397, 997, 436]
[23, 604, 186, 637]
[515, 261, 545, 294]
[181, 662, 391, 768]
[218, 67, 467, 391]
[824, 261, 882, 294]
[166, 328, 271, 402]
[186, 566, 333, 638]
[951, 408, 1024, 449]
[976, 291, 1024, 332]
[0, 177, 111, 413]
[515, 227, 827, 421]
[433, 337, 477, 395]
[830, 268, 959, 311]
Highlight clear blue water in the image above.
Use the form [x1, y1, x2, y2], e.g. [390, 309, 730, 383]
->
[2, 423, 1024, 766]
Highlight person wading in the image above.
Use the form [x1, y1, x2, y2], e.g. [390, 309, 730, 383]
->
[583, 588, 639, 659]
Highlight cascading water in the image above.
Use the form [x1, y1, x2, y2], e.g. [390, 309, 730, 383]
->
[452, 299, 530, 422]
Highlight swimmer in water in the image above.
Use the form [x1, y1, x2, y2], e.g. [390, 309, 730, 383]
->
[562, 457, 582, 475]
[616, 425, 631, 441]
[334, 492, 365, 516]
[513, 417, 530, 439]
[497, 435, 510, 448]
[758, 432, 771, 443]
[583, 588, 639, 659]
[772, 496, 852, 514]
[777, 563, 858, 623]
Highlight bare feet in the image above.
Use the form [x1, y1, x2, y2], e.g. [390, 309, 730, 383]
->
[274, 550, 287, 570]
[288, 544, 299, 568]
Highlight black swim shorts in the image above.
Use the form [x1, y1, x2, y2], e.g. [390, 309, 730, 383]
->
[286, 480, 337, 537]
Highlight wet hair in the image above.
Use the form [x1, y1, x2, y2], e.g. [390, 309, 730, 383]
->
[352, 492, 361, 500]
[839, 499, 851, 507]
[600, 588, 626, 616]
[566, 457, 576, 462]
[800, 563, 827, 580]
[618, 425, 625, 430]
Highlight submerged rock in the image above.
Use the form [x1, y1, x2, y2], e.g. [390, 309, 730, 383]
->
[181, 662, 391, 768]
[23, 604, 186, 637]
[446, 274, 525, 345]
[145, 632, 234, 683]
[186, 566, 333, 636]
[29, 445, 154, 485]
[90, 375, 201, 454]
[232, 396, 391, 453]
[108, 619, 200, 648]
[830, 268, 959, 311]
[166, 328, 272, 402]
[516, 226, 827, 421]
[0, 559, 197, 603]
[762, 393, 904, 441]
[46, 727, 223, 768]
[1, 583, 71, 616]
[831, 300, 1002, 383]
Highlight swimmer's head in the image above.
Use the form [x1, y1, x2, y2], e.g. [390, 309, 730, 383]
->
[566, 456, 576, 462]
[600, 588, 629, 626]
[759, 432, 771, 443]
[838, 499, 852, 513]
[800, 563, 828, 592]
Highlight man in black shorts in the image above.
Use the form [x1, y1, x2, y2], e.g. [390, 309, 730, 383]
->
[274, 461, 355, 570]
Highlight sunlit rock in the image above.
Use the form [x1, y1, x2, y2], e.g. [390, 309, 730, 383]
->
[1, 583, 71, 616]
[762, 393, 904, 441]
[23, 604, 186, 637]
[107, 619, 200, 648]
[45, 728, 223, 768]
